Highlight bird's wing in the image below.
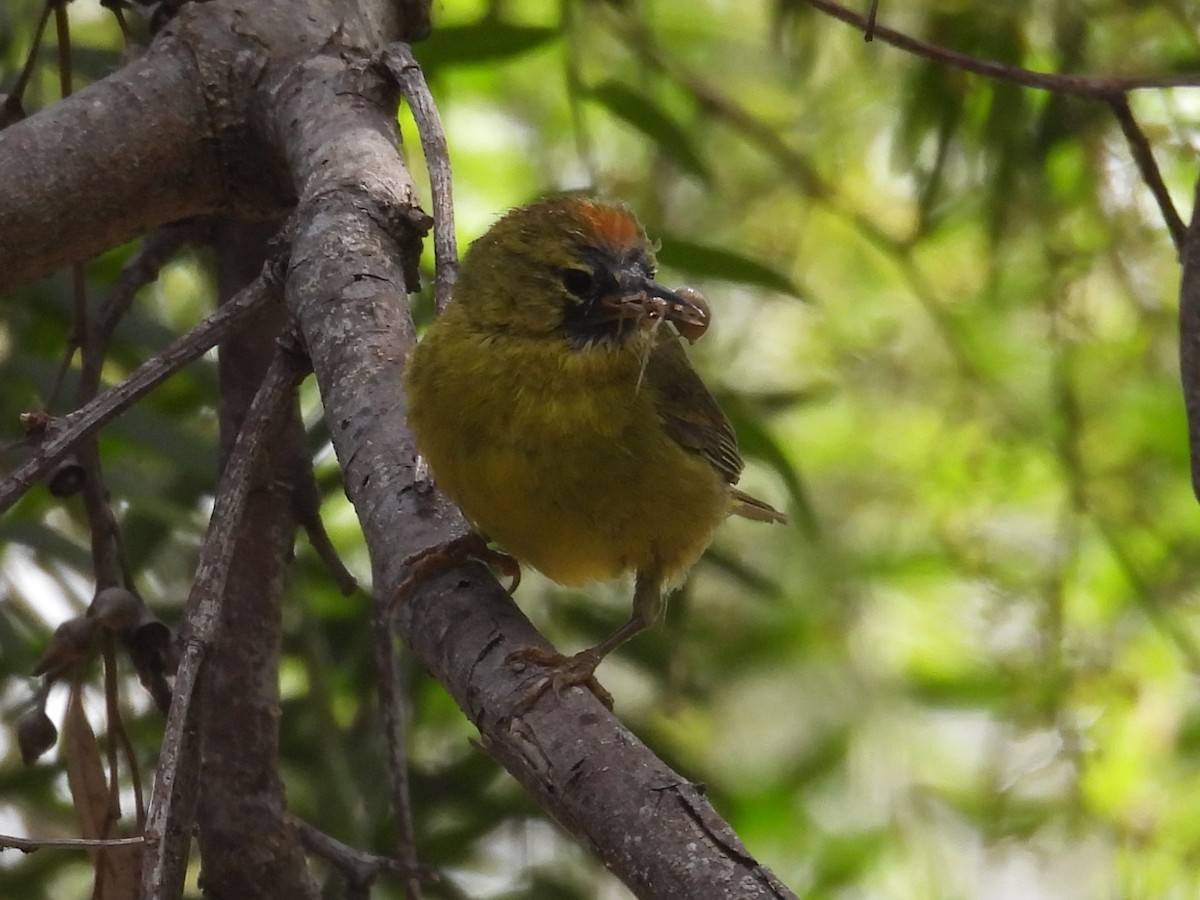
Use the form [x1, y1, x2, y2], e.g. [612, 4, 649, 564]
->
[645, 336, 744, 485]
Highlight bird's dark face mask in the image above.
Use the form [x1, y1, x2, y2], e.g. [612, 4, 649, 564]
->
[560, 249, 710, 349]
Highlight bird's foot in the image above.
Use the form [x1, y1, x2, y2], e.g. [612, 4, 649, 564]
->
[391, 533, 521, 611]
[507, 646, 614, 712]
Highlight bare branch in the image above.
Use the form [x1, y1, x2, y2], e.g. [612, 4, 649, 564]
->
[798, 0, 1200, 95]
[102, 636, 146, 829]
[1, 1, 53, 123]
[141, 340, 309, 899]
[0, 834, 146, 854]
[0, 47, 223, 291]
[296, 463, 358, 595]
[97, 223, 200, 347]
[1105, 94, 1186, 252]
[372, 604, 424, 899]
[294, 820, 436, 889]
[863, 0, 880, 42]
[381, 43, 457, 313]
[0, 268, 280, 514]
[1179, 177, 1200, 503]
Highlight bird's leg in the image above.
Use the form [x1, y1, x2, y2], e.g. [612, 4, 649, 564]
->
[391, 532, 521, 612]
[508, 567, 664, 712]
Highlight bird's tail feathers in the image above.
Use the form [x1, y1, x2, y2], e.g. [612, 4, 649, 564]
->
[730, 488, 788, 525]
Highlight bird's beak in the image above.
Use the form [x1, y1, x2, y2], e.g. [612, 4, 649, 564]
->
[598, 276, 711, 343]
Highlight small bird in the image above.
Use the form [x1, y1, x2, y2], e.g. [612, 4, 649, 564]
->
[404, 196, 785, 704]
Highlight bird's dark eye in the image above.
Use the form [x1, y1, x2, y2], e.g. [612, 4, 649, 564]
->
[561, 267, 597, 300]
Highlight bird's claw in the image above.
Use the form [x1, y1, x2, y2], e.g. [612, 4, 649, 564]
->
[490, 548, 521, 594]
[507, 646, 614, 712]
[391, 533, 522, 610]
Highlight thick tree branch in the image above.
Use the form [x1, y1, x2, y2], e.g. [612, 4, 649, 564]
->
[192, 221, 319, 900]
[0, 47, 222, 291]
[0, 0, 415, 296]
[270, 50, 796, 899]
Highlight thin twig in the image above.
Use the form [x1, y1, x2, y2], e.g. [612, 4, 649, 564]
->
[381, 43, 457, 313]
[47, 6, 83, 412]
[44, 259, 90, 411]
[798, 0, 1200, 94]
[100, 638, 124, 825]
[141, 339, 308, 898]
[295, 462, 358, 595]
[0, 268, 280, 514]
[103, 636, 146, 829]
[294, 819, 437, 888]
[97, 223, 199, 346]
[863, 0, 880, 42]
[372, 601, 425, 899]
[53, 1, 72, 98]
[1105, 93, 1186, 252]
[3, 0, 54, 120]
[1178, 176, 1200, 503]
[182, 340, 309, 704]
[0, 834, 146, 854]
[100, 0, 134, 44]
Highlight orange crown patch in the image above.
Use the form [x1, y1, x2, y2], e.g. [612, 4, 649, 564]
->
[571, 199, 642, 249]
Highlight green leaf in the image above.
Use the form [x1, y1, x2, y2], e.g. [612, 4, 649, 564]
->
[414, 23, 558, 70]
[586, 81, 710, 182]
[656, 236, 803, 298]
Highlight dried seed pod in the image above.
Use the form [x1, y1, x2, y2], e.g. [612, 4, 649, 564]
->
[88, 586, 143, 632]
[129, 606, 175, 676]
[47, 456, 86, 497]
[17, 708, 57, 764]
[31, 616, 99, 679]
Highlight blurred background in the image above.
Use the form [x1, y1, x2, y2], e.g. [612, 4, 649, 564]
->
[3, 0, 1200, 897]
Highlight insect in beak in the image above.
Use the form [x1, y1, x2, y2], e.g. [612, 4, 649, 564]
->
[603, 277, 711, 344]
[653, 285, 710, 343]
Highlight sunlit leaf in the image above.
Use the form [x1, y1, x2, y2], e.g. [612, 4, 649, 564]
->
[657, 236, 803, 298]
[414, 23, 558, 70]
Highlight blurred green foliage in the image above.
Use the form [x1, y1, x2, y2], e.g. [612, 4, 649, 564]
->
[3, 0, 1200, 897]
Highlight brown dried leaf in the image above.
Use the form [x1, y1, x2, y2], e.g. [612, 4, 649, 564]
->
[64, 683, 142, 899]
[64, 683, 110, 841]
